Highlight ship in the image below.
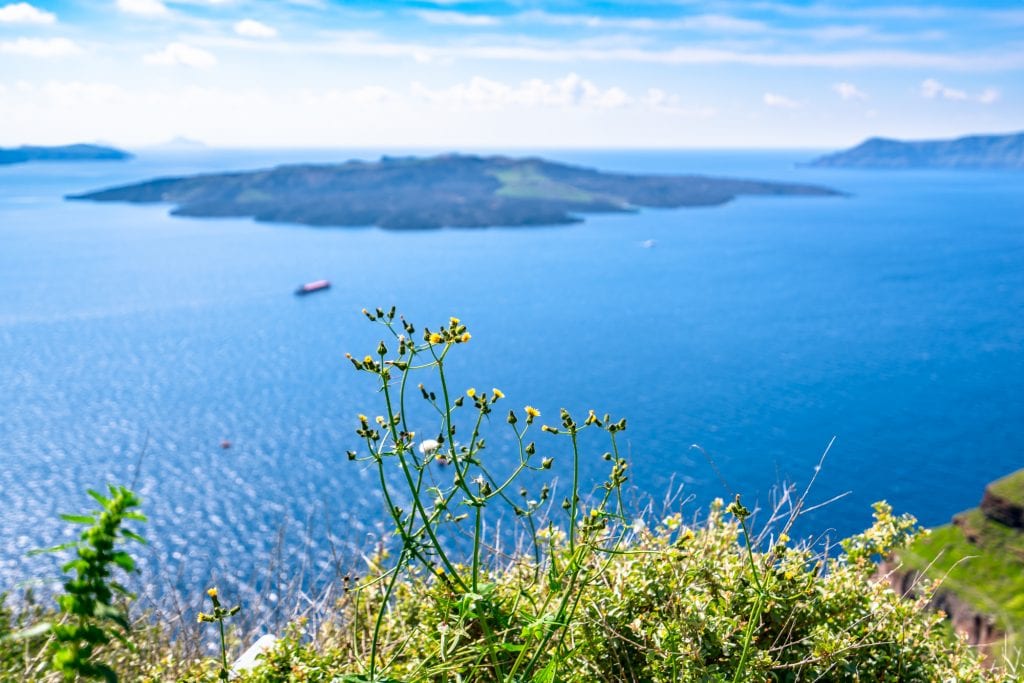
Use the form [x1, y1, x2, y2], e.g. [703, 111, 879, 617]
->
[295, 279, 331, 295]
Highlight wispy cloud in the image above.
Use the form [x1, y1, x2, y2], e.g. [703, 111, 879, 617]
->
[643, 88, 717, 117]
[411, 73, 631, 111]
[198, 31, 1022, 71]
[744, 2, 950, 20]
[117, 0, 168, 17]
[0, 2, 55, 24]
[833, 82, 867, 100]
[234, 19, 277, 39]
[415, 10, 501, 27]
[0, 37, 80, 57]
[920, 78, 999, 104]
[977, 87, 1000, 104]
[920, 78, 966, 101]
[144, 42, 217, 67]
[516, 10, 767, 33]
[763, 92, 800, 108]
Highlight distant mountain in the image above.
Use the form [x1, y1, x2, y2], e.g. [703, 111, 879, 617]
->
[807, 132, 1024, 169]
[68, 153, 840, 230]
[0, 144, 133, 166]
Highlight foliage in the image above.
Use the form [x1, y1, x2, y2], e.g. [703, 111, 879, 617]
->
[0, 311, 1015, 681]
[220, 500, 1004, 682]
[44, 486, 147, 681]
[197, 587, 241, 680]
[339, 308, 634, 681]
[217, 310, 1005, 683]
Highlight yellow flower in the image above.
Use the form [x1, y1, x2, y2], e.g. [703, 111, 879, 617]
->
[358, 414, 368, 423]
[492, 388, 505, 399]
[525, 406, 540, 418]
[460, 332, 471, 343]
[467, 388, 476, 398]
[207, 587, 218, 598]
[363, 355, 373, 364]
[429, 333, 443, 344]
[449, 317, 460, 326]
[778, 533, 790, 544]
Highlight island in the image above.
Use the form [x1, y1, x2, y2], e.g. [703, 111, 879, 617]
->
[0, 143, 132, 166]
[807, 131, 1024, 169]
[68, 154, 840, 230]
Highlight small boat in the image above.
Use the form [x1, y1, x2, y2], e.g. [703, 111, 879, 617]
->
[295, 279, 331, 295]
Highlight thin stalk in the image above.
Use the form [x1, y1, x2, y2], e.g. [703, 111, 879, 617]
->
[732, 517, 767, 683]
[368, 548, 407, 680]
[568, 426, 580, 553]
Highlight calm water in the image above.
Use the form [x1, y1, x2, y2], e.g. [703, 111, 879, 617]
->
[2, 149, 1022, 607]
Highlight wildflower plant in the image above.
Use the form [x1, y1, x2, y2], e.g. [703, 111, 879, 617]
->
[197, 587, 241, 681]
[344, 308, 633, 681]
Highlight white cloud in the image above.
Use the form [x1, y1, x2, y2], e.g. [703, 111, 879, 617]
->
[762, 92, 800, 108]
[920, 78, 966, 100]
[517, 10, 766, 33]
[643, 88, 717, 117]
[144, 42, 217, 68]
[920, 78, 998, 103]
[978, 87, 1001, 104]
[117, 0, 168, 17]
[833, 82, 867, 100]
[415, 10, 500, 27]
[231, 32, 1022, 71]
[0, 2, 56, 24]
[411, 73, 632, 111]
[234, 19, 277, 38]
[0, 37, 81, 57]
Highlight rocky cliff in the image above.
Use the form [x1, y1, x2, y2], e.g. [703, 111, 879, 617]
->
[888, 469, 1024, 658]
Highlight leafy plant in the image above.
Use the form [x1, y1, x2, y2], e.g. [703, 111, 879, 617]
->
[344, 308, 632, 681]
[35, 485, 147, 681]
[197, 587, 241, 681]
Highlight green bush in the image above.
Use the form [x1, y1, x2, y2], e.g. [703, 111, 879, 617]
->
[1, 311, 1014, 681]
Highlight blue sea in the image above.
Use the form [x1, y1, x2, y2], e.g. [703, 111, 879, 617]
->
[1, 149, 1022, 610]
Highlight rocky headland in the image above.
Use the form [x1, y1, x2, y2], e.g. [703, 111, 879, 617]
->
[807, 131, 1024, 169]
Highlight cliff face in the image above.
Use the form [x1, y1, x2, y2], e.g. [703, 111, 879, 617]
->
[879, 561, 1004, 650]
[980, 473, 1024, 529]
[890, 468, 1024, 659]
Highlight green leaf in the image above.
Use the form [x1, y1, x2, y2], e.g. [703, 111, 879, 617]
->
[2, 621, 52, 642]
[59, 514, 96, 525]
[28, 542, 78, 556]
[86, 489, 110, 506]
[121, 529, 147, 544]
[111, 551, 135, 572]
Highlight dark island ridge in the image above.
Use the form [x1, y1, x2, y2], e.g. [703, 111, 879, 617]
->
[68, 154, 841, 230]
[0, 143, 133, 166]
[807, 131, 1024, 170]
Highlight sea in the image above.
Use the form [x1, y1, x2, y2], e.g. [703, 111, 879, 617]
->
[1, 148, 1022, 615]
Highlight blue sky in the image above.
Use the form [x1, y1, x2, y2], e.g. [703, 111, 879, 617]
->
[0, 0, 1021, 148]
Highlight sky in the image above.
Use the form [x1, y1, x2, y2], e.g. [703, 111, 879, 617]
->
[0, 0, 1021, 149]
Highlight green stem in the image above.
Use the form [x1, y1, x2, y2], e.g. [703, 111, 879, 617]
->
[369, 548, 407, 680]
[218, 616, 229, 680]
[568, 426, 580, 553]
